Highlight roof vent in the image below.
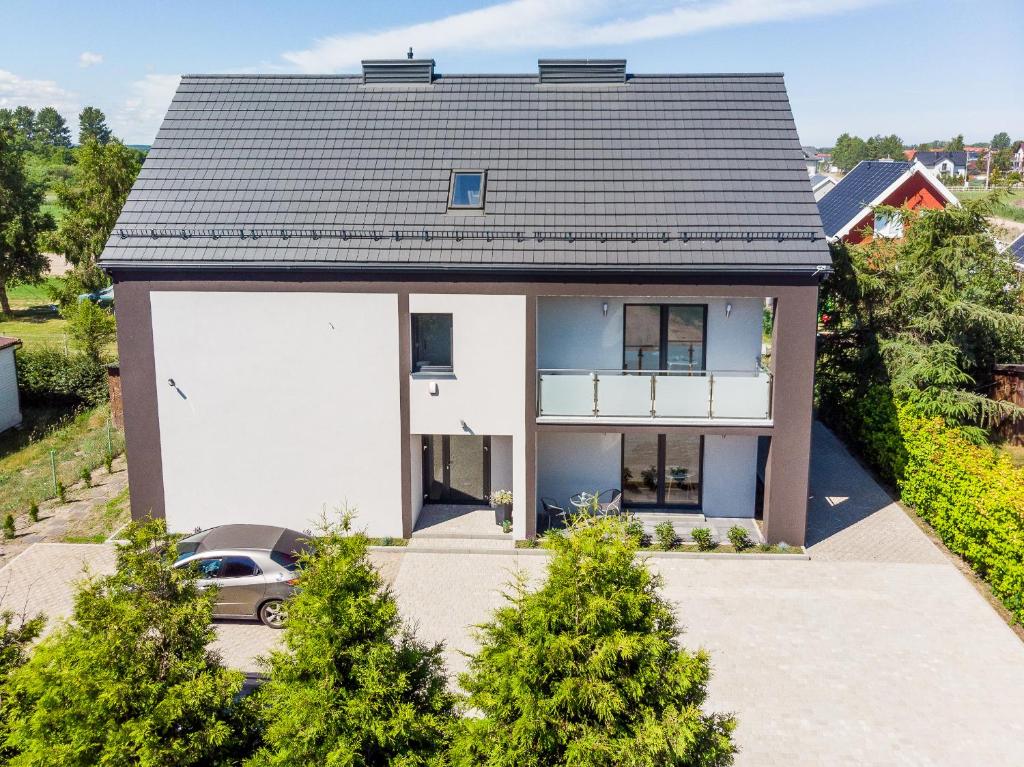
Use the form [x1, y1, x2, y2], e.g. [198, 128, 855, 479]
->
[538, 59, 626, 84]
[361, 58, 435, 84]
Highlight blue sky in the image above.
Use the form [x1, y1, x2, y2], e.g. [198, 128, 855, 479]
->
[1, 0, 1021, 146]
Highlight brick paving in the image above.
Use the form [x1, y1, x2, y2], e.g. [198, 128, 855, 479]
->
[2, 423, 1023, 764]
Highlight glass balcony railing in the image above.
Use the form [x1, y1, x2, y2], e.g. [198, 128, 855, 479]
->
[537, 368, 772, 421]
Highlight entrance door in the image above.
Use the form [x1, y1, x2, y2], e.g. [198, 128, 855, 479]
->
[423, 435, 491, 503]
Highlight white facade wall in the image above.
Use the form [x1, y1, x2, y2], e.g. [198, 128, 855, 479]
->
[0, 347, 21, 433]
[407, 294, 528, 536]
[702, 434, 758, 517]
[150, 291, 404, 537]
[409, 436, 424, 528]
[537, 432, 622, 510]
[537, 296, 763, 372]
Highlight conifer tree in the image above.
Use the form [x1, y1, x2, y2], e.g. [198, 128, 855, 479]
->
[2, 520, 248, 766]
[452, 513, 736, 767]
[247, 514, 456, 766]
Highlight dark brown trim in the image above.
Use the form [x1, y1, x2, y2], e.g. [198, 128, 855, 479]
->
[398, 291, 413, 537]
[524, 292, 538, 539]
[111, 280, 164, 521]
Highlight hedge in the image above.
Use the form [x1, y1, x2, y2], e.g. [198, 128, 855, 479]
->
[827, 384, 1024, 624]
[15, 347, 108, 407]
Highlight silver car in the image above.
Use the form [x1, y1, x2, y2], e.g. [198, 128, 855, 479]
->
[173, 524, 312, 628]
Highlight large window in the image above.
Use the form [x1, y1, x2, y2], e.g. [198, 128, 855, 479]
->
[412, 313, 453, 373]
[622, 433, 702, 508]
[623, 304, 706, 372]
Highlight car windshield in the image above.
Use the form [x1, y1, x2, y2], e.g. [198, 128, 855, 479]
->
[175, 542, 200, 562]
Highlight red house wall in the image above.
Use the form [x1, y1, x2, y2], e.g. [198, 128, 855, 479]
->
[843, 173, 948, 244]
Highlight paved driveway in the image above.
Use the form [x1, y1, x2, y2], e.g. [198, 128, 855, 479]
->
[2, 423, 1023, 765]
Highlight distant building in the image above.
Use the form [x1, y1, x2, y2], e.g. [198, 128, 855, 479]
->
[818, 160, 958, 243]
[1008, 233, 1024, 272]
[913, 150, 968, 177]
[1013, 145, 1024, 174]
[809, 173, 837, 201]
[0, 337, 22, 434]
[801, 146, 819, 176]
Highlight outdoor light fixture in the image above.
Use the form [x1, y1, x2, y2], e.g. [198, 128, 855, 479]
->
[167, 378, 176, 387]
[725, 303, 732, 318]
[602, 302, 609, 316]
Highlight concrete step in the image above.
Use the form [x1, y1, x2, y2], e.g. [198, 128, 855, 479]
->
[406, 536, 516, 552]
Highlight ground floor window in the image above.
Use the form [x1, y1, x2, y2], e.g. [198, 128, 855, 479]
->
[621, 433, 702, 508]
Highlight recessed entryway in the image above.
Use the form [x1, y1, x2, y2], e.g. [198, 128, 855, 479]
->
[422, 435, 491, 504]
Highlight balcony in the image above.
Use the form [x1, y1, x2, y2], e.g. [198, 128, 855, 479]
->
[537, 368, 772, 424]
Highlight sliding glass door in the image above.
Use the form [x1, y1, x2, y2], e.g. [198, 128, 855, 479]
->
[622, 433, 702, 508]
[623, 304, 706, 372]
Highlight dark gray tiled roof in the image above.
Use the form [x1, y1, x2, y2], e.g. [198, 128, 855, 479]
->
[101, 73, 830, 273]
[818, 160, 912, 238]
[914, 150, 968, 167]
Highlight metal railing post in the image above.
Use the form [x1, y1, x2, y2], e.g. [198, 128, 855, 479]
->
[650, 373, 657, 416]
[592, 371, 599, 416]
[707, 373, 715, 418]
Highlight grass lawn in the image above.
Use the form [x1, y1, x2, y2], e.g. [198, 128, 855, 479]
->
[953, 188, 1024, 223]
[0, 404, 125, 522]
[62, 485, 130, 544]
[0, 309, 69, 352]
[6, 278, 63, 309]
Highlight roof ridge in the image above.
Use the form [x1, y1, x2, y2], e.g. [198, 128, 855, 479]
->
[179, 71, 786, 80]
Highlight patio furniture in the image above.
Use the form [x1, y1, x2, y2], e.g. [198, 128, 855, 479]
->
[596, 488, 623, 516]
[540, 497, 567, 531]
[569, 491, 595, 510]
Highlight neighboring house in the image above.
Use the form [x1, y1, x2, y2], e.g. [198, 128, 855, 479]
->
[818, 160, 958, 243]
[0, 337, 22, 434]
[802, 146, 819, 176]
[1013, 145, 1024, 174]
[913, 150, 968, 178]
[809, 173, 837, 201]
[100, 59, 830, 545]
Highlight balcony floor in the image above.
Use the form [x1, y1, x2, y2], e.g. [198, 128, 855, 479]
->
[537, 415, 773, 428]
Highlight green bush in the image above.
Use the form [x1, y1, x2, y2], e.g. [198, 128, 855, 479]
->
[896, 408, 1024, 623]
[15, 347, 108, 406]
[79, 466, 91, 487]
[28, 502, 38, 523]
[727, 526, 752, 552]
[452, 514, 736, 765]
[3, 515, 14, 540]
[654, 521, 678, 550]
[691, 527, 716, 551]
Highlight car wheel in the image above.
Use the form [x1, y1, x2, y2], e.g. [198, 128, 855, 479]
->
[258, 599, 287, 629]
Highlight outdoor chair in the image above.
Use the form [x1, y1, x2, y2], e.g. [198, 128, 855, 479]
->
[540, 497, 567, 531]
[597, 488, 623, 516]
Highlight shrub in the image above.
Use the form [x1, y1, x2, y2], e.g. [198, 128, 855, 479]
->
[104, 454, 113, 473]
[248, 512, 456, 765]
[15, 347, 107, 407]
[624, 515, 648, 547]
[3, 520, 249, 765]
[55, 481, 66, 504]
[27, 503, 38, 524]
[0, 608, 45, 763]
[654, 520, 678, 550]
[2, 515, 14, 540]
[79, 466, 91, 487]
[61, 299, 116, 363]
[727, 526, 752, 552]
[452, 514, 736, 766]
[691, 527, 716, 551]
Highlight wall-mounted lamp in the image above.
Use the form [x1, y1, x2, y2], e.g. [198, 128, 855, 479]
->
[167, 378, 176, 387]
[725, 303, 732, 318]
[602, 301, 609, 317]
[428, 381, 439, 396]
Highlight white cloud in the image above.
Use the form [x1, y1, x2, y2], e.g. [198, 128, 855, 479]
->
[112, 73, 180, 144]
[0, 69, 79, 114]
[282, 0, 886, 72]
[78, 51, 104, 68]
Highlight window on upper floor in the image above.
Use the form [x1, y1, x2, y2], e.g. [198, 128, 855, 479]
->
[448, 171, 486, 209]
[412, 313, 454, 373]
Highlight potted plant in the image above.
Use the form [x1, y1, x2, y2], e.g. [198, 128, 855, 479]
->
[489, 489, 513, 526]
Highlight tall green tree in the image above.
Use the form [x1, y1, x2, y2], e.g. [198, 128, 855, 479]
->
[991, 131, 1011, 150]
[248, 513, 456, 766]
[452, 512, 736, 767]
[2, 520, 249, 767]
[11, 107, 35, 145]
[832, 133, 869, 172]
[866, 133, 904, 160]
[33, 107, 71, 149]
[0, 607, 45, 764]
[46, 139, 140, 293]
[0, 126, 54, 315]
[946, 134, 964, 151]
[818, 199, 1024, 438]
[62, 299, 117, 362]
[78, 106, 112, 145]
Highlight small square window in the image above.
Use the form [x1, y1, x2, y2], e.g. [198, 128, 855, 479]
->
[448, 171, 485, 209]
[412, 314, 453, 373]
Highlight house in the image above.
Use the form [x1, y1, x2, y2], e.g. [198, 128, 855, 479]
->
[802, 146, 819, 176]
[100, 59, 830, 546]
[809, 173, 837, 201]
[1013, 145, 1024, 174]
[1008, 232, 1024, 271]
[913, 150, 968, 177]
[818, 159, 958, 243]
[0, 337, 22, 433]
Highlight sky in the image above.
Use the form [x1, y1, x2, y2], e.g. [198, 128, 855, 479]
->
[0, 0, 1021, 147]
